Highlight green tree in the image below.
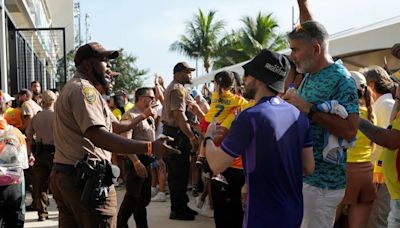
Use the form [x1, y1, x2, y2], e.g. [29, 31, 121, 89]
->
[213, 12, 287, 69]
[170, 9, 225, 73]
[56, 48, 146, 94]
[111, 49, 147, 94]
[56, 49, 77, 89]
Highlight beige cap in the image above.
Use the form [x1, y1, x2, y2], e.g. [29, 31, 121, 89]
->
[350, 71, 367, 90]
[42, 90, 57, 104]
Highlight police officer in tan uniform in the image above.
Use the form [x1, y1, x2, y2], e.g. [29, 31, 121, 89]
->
[26, 90, 57, 221]
[117, 87, 157, 228]
[50, 42, 178, 228]
[161, 62, 203, 220]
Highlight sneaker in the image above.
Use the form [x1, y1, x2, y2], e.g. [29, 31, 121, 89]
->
[184, 206, 198, 216]
[196, 199, 204, 209]
[37, 215, 49, 221]
[151, 191, 167, 202]
[192, 187, 199, 197]
[169, 211, 195, 220]
[196, 156, 206, 167]
[151, 187, 159, 197]
[200, 207, 214, 218]
[212, 173, 229, 185]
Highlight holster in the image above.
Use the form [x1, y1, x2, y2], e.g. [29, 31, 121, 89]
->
[163, 125, 184, 149]
[74, 155, 119, 206]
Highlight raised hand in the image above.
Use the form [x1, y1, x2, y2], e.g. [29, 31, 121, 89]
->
[152, 136, 180, 158]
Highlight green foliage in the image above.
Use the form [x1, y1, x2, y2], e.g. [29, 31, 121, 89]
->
[111, 48, 147, 94]
[213, 12, 287, 69]
[56, 48, 146, 94]
[170, 9, 225, 73]
[171, 10, 288, 71]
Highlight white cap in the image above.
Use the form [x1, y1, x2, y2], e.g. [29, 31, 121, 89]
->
[350, 71, 367, 90]
[0, 92, 15, 103]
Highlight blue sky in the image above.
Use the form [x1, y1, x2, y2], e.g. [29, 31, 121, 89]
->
[78, 0, 400, 86]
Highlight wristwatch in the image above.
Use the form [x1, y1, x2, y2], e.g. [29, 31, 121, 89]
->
[203, 136, 213, 147]
[308, 104, 317, 119]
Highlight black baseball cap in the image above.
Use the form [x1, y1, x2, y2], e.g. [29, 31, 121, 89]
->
[242, 49, 290, 93]
[173, 62, 195, 74]
[74, 42, 119, 67]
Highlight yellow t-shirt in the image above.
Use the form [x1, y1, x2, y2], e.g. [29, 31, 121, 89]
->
[347, 106, 375, 163]
[124, 102, 134, 112]
[205, 91, 247, 125]
[112, 109, 123, 121]
[221, 100, 256, 129]
[382, 115, 400, 199]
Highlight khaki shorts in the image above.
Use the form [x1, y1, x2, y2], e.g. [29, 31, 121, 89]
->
[342, 162, 377, 204]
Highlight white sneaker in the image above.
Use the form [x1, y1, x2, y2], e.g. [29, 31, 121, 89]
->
[151, 187, 159, 198]
[195, 196, 204, 209]
[151, 191, 167, 202]
[200, 207, 214, 218]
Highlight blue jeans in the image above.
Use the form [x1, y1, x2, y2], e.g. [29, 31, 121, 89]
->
[0, 179, 25, 228]
[388, 199, 400, 228]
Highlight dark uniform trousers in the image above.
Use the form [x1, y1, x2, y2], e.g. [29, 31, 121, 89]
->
[0, 181, 25, 228]
[211, 167, 245, 228]
[117, 159, 151, 228]
[163, 125, 191, 213]
[50, 164, 117, 228]
[33, 144, 55, 217]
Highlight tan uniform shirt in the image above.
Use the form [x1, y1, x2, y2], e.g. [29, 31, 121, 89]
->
[161, 81, 193, 127]
[21, 99, 42, 117]
[53, 72, 114, 165]
[28, 109, 55, 145]
[121, 107, 155, 142]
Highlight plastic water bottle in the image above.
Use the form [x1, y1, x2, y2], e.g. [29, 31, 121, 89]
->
[286, 82, 297, 94]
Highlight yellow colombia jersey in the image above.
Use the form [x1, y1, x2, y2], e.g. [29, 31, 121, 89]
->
[347, 106, 376, 163]
[112, 108, 123, 121]
[221, 100, 256, 129]
[382, 114, 400, 200]
[205, 91, 247, 124]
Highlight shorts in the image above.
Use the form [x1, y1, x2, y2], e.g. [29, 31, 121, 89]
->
[341, 162, 377, 204]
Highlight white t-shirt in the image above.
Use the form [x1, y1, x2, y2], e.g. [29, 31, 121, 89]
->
[155, 102, 164, 139]
[371, 93, 394, 161]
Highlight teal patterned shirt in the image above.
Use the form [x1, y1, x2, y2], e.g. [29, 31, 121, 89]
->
[299, 60, 358, 190]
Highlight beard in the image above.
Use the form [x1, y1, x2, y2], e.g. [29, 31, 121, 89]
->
[243, 86, 256, 100]
[296, 57, 315, 74]
[92, 67, 112, 95]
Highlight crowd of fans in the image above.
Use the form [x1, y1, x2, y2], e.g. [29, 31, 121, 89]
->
[1, 0, 400, 227]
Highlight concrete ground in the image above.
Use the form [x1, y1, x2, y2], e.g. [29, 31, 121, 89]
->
[24, 186, 214, 228]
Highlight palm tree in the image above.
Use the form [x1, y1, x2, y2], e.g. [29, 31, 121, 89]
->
[213, 12, 287, 69]
[170, 9, 225, 73]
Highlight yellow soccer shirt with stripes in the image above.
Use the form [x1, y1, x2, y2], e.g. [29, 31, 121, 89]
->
[205, 91, 248, 125]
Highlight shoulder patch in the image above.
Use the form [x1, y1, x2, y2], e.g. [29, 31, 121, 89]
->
[82, 86, 97, 104]
[177, 87, 186, 98]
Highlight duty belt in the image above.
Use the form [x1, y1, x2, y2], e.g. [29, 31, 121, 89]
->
[53, 163, 76, 174]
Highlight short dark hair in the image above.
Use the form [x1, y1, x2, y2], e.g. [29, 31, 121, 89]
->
[213, 71, 234, 90]
[134, 87, 153, 103]
[18, 89, 32, 98]
[31, 80, 40, 87]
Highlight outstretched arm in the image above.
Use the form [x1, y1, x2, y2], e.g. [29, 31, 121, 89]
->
[298, 0, 314, 23]
[359, 118, 400, 150]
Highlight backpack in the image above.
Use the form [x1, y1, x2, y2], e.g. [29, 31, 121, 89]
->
[0, 125, 26, 186]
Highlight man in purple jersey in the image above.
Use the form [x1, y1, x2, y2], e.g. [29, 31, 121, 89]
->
[204, 49, 315, 228]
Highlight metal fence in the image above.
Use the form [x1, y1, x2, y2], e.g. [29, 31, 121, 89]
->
[11, 28, 66, 93]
